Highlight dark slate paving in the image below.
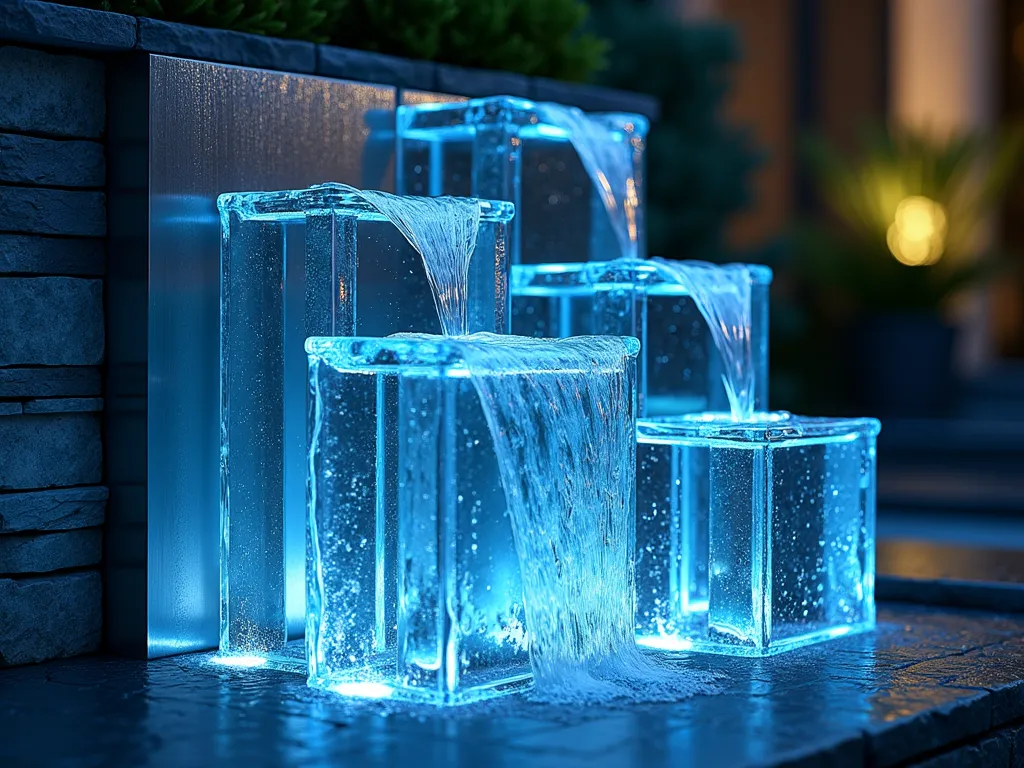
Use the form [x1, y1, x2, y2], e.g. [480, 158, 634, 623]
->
[317, 45, 435, 91]
[2, 605, 1024, 767]
[0, 0, 135, 52]
[136, 18, 316, 74]
[435, 63, 531, 99]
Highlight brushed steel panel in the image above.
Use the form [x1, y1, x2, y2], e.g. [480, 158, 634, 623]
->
[146, 55, 395, 657]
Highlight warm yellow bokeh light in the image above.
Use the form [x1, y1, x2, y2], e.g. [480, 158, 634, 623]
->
[886, 195, 948, 266]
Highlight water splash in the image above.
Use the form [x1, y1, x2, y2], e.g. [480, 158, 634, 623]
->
[535, 104, 642, 262]
[338, 185, 481, 336]
[453, 333, 714, 704]
[651, 259, 755, 421]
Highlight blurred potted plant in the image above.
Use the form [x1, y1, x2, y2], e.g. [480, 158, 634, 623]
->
[797, 125, 1024, 416]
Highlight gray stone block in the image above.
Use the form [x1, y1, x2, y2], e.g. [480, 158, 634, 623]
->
[0, 570, 101, 665]
[435, 63, 530, 99]
[0, 187, 105, 236]
[0, 486, 107, 533]
[0, 234, 105, 275]
[530, 78, 661, 121]
[0, 412, 101, 490]
[0, 0, 136, 52]
[0, 402, 21, 416]
[138, 18, 316, 74]
[0, 46, 105, 138]
[0, 366, 101, 397]
[0, 278, 103, 365]
[0, 529, 101, 574]
[0, 133, 105, 187]
[23, 397, 102, 414]
[318, 45, 435, 90]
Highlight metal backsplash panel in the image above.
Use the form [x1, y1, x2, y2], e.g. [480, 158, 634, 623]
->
[106, 54, 396, 657]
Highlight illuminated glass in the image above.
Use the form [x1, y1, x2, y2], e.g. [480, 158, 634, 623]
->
[635, 412, 880, 656]
[217, 185, 513, 669]
[396, 97, 647, 264]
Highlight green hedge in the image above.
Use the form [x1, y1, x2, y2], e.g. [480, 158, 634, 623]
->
[591, 0, 761, 263]
[58, 0, 607, 81]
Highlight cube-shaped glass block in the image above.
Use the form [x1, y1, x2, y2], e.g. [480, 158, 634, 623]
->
[634, 412, 880, 656]
[305, 334, 638, 704]
[217, 185, 514, 669]
[511, 259, 772, 418]
[396, 97, 647, 264]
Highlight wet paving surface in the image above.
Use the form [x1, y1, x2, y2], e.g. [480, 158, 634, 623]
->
[3, 603, 1024, 767]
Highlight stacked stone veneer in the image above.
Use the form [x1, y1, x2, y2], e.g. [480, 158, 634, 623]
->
[0, 44, 106, 665]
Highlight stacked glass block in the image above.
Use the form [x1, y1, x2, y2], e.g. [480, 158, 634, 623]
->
[396, 96, 648, 264]
[305, 334, 640, 703]
[510, 259, 772, 416]
[217, 184, 513, 669]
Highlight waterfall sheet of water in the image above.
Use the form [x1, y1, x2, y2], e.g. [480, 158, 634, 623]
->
[336, 184, 481, 336]
[650, 259, 756, 421]
[535, 104, 641, 263]
[423, 332, 715, 705]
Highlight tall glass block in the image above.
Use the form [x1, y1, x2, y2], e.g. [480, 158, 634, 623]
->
[217, 185, 514, 668]
[305, 334, 638, 704]
[396, 97, 647, 264]
[511, 259, 772, 417]
[634, 412, 880, 656]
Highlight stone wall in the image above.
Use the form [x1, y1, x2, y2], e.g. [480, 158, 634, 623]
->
[0, 41, 107, 665]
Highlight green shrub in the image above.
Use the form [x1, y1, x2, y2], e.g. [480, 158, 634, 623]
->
[58, 0, 605, 80]
[589, 0, 762, 262]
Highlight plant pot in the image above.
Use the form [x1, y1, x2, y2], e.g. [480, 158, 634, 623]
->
[847, 312, 957, 417]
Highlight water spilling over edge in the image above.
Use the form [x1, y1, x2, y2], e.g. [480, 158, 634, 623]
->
[535, 104, 641, 262]
[453, 332, 715, 704]
[336, 184, 481, 336]
[650, 259, 756, 421]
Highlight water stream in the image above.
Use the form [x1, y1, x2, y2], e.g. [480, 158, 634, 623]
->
[651, 258, 756, 421]
[343, 186, 711, 703]
[458, 333, 713, 704]
[536, 104, 641, 263]
[337, 184, 481, 336]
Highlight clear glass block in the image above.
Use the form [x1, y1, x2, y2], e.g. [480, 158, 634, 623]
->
[217, 185, 514, 668]
[634, 412, 880, 656]
[510, 259, 772, 418]
[396, 97, 647, 264]
[306, 334, 638, 704]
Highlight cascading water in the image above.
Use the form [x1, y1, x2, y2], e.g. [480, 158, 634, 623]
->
[536, 104, 641, 263]
[651, 258, 756, 421]
[455, 333, 713, 704]
[335, 184, 481, 336]
[323, 186, 710, 703]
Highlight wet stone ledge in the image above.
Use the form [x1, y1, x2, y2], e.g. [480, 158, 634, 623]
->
[0, 486, 108, 533]
[2, 604, 1024, 766]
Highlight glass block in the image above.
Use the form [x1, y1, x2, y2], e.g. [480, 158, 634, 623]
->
[305, 334, 638, 704]
[217, 185, 514, 669]
[634, 412, 880, 656]
[510, 259, 772, 418]
[396, 97, 647, 264]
